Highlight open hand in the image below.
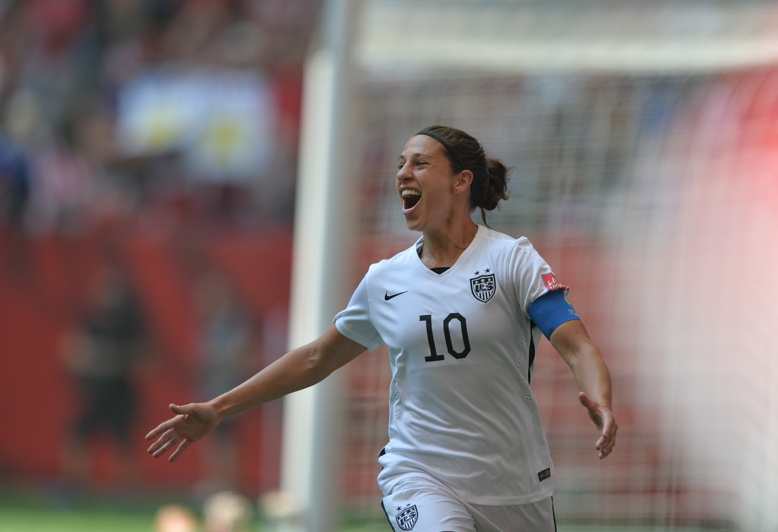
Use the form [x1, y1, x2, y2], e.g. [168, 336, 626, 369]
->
[146, 402, 220, 462]
[578, 391, 618, 459]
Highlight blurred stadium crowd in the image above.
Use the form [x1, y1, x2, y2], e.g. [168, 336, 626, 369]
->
[0, 0, 319, 501]
[0, 0, 320, 237]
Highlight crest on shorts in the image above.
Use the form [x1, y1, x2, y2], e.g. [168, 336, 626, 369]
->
[470, 273, 496, 303]
[395, 504, 418, 531]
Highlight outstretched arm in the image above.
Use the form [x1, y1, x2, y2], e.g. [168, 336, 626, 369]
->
[146, 324, 366, 462]
[550, 319, 618, 459]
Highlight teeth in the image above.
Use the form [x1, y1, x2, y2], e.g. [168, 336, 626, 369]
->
[402, 190, 421, 197]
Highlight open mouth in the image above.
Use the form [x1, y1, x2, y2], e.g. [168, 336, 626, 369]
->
[401, 189, 421, 212]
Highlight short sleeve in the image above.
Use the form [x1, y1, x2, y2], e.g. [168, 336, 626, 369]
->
[333, 274, 383, 351]
[507, 237, 570, 313]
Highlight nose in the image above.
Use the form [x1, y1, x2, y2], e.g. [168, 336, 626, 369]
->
[397, 161, 412, 182]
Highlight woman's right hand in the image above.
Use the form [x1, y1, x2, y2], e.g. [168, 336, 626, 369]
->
[146, 402, 220, 462]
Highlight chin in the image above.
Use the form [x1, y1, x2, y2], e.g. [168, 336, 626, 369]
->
[403, 217, 422, 232]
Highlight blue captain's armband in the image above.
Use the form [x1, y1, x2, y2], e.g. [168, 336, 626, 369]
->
[528, 289, 580, 339]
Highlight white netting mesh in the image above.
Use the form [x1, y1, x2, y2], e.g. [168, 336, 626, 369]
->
[328, 2, 778, 530]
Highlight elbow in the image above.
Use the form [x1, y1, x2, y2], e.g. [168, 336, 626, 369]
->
[570, 343, 602, 369]
[296, 347, 335, 389]
[559, 341, 602, 374]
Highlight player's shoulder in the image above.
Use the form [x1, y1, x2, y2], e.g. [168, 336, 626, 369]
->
[476, 225, 535, 253]
[365, 240, 419, 277]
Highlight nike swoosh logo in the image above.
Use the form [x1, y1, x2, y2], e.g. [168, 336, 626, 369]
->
[384, 290, 408, 301]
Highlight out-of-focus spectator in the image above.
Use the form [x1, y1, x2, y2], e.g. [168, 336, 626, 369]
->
[193, 271, 255, 494]
[0, 0, 320, 235]
[154, 503, 200, 532]
[61, 263, 149, 491]
[0, 0, 315, 499]
[0, 131, 30, 232]
[0, 88, 35, 272]
[27, 104, 98, 235]
[203, 490, 253, 532]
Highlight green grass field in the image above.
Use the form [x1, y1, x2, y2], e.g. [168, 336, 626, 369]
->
[0, 484, 387, 532]
[0, 487, 156, 532]
[0, 507, 734, 532]
[0, 506, 154, 532]
[0, 504, 734, 532]
[0, 504, 388, 532]
[0, 485, 732, 531]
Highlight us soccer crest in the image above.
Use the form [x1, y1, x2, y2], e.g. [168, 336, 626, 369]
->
[395, 504, 418, 530]
[470, 272, 496, 303]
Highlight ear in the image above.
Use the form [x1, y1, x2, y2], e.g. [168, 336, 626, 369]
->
[452, 169, 474, 195]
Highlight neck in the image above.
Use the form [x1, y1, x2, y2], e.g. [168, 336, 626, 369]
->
[420, 220, 479, 269]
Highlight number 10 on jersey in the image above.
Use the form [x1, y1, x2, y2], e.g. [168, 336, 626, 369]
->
[420, 314, 471, 362]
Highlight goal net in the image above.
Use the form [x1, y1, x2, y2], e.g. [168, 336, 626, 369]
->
[290, 1, 778, 530]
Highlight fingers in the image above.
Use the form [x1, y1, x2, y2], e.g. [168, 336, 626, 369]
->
[145, 402, 216, 464]
[578, 392, 618, 459]
[597, 412, 618, 459]
[168, 403, 188, 415]
[145, 418, 176, 441]
[169, 439, 191, 462]
[597, 427, 617, 459]
[147, 428, 193, 462]
[145, 405, 184, 441]
[146, 404, 200, 461]
[147, 428, 178, 458]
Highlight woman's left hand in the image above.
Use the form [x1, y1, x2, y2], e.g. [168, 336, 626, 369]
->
[578, 391, 618, 459]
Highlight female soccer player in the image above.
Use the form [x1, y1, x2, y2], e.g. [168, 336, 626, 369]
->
[146, 126, 618, 531]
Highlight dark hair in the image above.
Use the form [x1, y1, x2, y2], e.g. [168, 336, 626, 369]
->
[416, 125, 511, 225]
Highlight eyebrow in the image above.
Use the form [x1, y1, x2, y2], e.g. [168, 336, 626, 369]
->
[398, 151, 433, 162]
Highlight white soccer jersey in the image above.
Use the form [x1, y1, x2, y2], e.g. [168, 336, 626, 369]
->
[334, 225, 566, 506]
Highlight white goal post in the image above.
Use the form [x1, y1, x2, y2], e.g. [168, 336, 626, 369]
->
[280, 1, 360, 531]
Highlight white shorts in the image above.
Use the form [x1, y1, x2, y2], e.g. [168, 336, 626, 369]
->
[380, 475, 556, 532]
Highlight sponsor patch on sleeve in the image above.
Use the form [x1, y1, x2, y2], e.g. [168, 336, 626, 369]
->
[541, 273, 569, 291]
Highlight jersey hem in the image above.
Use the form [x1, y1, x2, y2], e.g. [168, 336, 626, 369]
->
[380, 470, 555, 507]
